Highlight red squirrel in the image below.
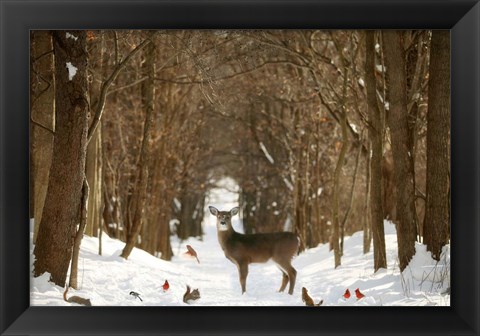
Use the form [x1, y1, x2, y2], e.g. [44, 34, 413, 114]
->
[302, 287, 323, 307]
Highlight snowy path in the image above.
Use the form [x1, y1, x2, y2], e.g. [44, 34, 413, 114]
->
[31, 178, 450, 306]
[168, 180, 301, 305]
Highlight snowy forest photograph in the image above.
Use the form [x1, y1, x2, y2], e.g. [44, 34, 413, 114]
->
[29, 30, 450, 307]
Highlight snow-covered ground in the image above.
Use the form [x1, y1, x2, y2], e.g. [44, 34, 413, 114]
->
[30, 178, 450, 306]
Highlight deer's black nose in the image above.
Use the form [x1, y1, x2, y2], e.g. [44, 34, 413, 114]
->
[220, 220, 226, 225]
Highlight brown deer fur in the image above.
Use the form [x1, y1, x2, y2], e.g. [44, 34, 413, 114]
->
[209, 206, 299, 295]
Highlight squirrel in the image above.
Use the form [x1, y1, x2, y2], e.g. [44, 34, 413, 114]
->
[302, 287, 323, 307]
[63, 287, 92, 306]
[183, 285, 200, 304]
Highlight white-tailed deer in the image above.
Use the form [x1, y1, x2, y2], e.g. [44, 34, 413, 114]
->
[209, 206, 299, 295]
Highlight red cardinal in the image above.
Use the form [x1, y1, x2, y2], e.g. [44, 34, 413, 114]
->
[185, 245, 200, 264]
[355, 288, 365, 300]
[162, 280, 170, 292]
[343, 289, 351, 299]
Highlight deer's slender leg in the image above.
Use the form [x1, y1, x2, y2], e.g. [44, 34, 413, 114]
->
[286, 266, 297, 295]
[273, 256, 297, 294]
[278, 271, 289, 292]
[238, 262, 249, 294]
[275, 258, 297, 295]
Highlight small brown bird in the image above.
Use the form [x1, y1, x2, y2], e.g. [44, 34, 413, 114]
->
[301, 287, 323, 307]
[343, 288, 351, 299]
[162, 280, 170, 292]
[183, 285, 201, 304]
[355, 288, 365, 300]
[185, 245, 200, 264]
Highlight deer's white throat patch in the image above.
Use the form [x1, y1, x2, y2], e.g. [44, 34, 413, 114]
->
[217, 223, 229, 231]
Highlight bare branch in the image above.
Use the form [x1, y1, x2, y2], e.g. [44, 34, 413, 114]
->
[87, 38, 152, 143]
[30, 116, 55, 135]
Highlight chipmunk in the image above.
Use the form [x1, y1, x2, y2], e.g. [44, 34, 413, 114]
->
[183, 285, 200, 304]
[63, 287, 92, 306]
[302, 287, 323, 307]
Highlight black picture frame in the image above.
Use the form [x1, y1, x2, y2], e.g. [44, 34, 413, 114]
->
[1, 0, 479, 335]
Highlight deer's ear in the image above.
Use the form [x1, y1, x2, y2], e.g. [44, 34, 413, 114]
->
[209, 206, 219, 216]
[230, 207, 239, 216]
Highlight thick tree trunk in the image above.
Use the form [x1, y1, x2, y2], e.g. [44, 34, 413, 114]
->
[30, 31, 55, 242]
[157, 200, 174, 260]
[121, 38, 155, 259]
[383, 31, 418, 271]
[382, 152, 396, 221]
[177, 182, 197, 240]
[178, 190, 205, 240]
[365, 31, 387, 271]
[33, 30, 89, 286]
[424, 31, 450, 260]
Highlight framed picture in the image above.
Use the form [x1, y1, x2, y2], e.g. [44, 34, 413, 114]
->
[1, 0, 479, 335]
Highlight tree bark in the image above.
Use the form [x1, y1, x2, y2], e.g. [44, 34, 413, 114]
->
[340, 139, 362, 255]
[363, 141, 372, 254]
[332, 111, 348, 268]
[365, 31, 387, 271]
[85, 127, 103, 237]
[331, 60, 350, 268]
[121, 37, 155, 259]
[30, 31, 55, 242]
[33, 30, 89, 286]
[85, 33, 105, 238]
[383, 31, 418, 271]
[69, 179, 89, 289]
[424, 30, 450, 260]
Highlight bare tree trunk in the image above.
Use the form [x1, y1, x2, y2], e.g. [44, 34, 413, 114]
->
[424, 30, 450, 260]
[33, 30, 89, 286]
[292, 108, 308, 250]
[340, 140, 362, 255]
[121, 37, 155, 259]
[366, 31, 387, 271]
[241, 188, 256, 234]
[30, 31, 55, 243]
[85, 33, 105, 238]
[157, 200, 174, 260]
[331, 66, 349, 267]
[332, 112, 348, 268]
[363, 141, 372, 254]
[85, 127, 103, 236]
[382, 152, 396, 221]
[383, 31, 418, 271]
[69, 179, 89, 289]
